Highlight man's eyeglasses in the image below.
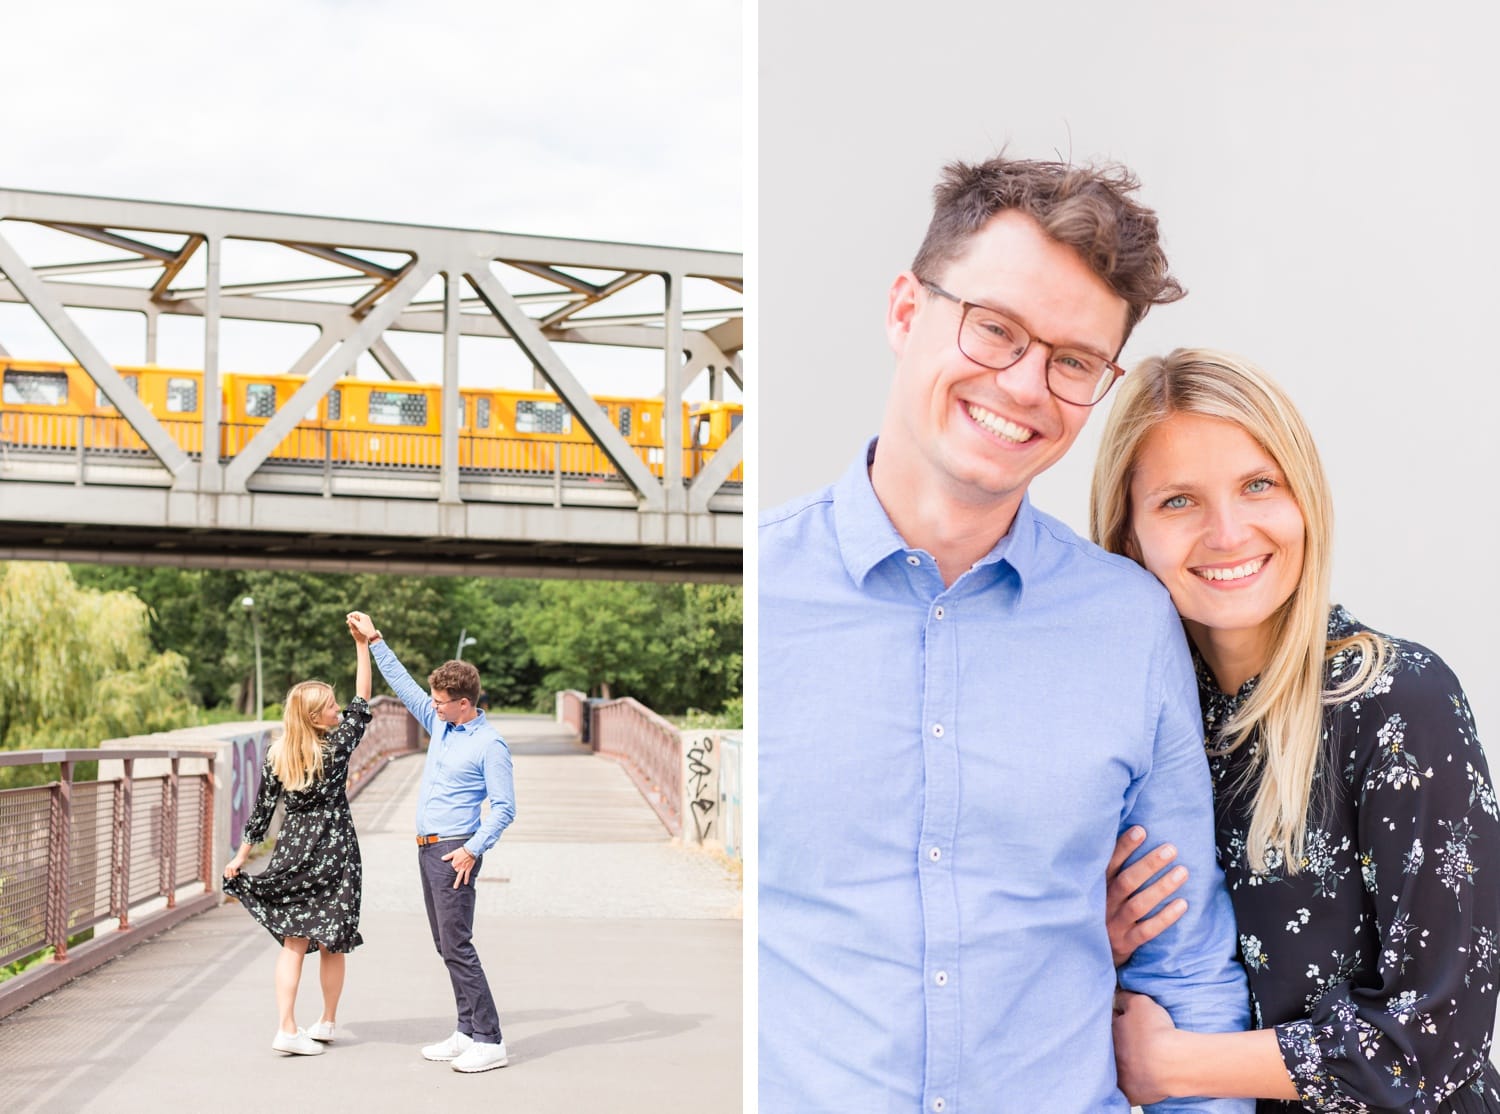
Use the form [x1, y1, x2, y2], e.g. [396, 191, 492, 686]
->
[918, 279, 1125, 407]
[432, 696, 466, 709]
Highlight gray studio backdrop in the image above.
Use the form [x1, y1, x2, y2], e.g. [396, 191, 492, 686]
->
[759, 2, 1499, 748]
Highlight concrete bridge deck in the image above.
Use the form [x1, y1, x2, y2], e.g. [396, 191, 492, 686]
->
[0, 717, 742, 1113]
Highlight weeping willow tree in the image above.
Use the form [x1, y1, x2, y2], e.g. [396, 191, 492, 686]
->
[0, 562, 193, 786]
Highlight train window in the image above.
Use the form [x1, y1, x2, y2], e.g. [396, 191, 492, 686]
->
[369, 390, 428, 427]
[694, 417, 711, 446]
[246, 383, 276, 419]
[730, 411, 741, 433]
[94, 374, 140, 408]
[3, 370, 68, 405]
[516, 400, 572, 434]
[475, 397, 490, 429]
[326, 389, 342, 421]
[618, 407, 632, 437]
[166, 378, 198, 413]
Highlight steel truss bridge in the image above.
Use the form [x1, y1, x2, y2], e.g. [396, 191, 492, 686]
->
[0, 189, 743, 581]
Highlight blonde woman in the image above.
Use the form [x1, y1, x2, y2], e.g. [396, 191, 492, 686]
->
[1093, 349, 1500, 1112]
[223, 621, 373, 1055]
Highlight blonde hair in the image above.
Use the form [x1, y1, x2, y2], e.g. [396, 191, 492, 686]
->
[266, 681, 335, 792]
[1090, 348, 1387, 872]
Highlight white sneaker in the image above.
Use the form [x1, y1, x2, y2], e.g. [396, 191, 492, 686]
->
[307, 1021, 337, 1042]
[421, 1030, 474, 1061]
[451, 1040, 509, 1073]
[272, 1028, 326, 1056]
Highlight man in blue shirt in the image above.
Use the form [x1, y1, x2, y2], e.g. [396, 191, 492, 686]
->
[760, 157, 1252, 1113]
[346, 611, 516, 1075]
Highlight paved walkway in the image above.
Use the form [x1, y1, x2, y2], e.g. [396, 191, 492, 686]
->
[0, 717, 741, 1114]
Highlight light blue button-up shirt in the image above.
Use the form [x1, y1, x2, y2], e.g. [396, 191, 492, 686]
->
[370, 640, 515, 857]
[759, 443, 1251, 1114]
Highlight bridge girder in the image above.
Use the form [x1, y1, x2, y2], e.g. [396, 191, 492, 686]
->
[0, 190, 743, 580]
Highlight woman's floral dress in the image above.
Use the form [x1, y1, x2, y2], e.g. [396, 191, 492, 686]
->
[223, 696, 370, 953]
[1204, 608, 1500, 1112]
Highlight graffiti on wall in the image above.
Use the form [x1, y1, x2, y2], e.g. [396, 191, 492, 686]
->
[227, 729, 274, 842]
[685, 735, 718, 843]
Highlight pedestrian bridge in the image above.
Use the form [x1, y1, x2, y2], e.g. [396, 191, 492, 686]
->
[0, 714, 741, 1113]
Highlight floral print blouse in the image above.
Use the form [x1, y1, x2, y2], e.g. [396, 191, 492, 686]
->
[1203, 608, 1500, 1113]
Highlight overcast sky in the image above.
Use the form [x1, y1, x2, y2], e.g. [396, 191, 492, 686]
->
[1, 0, 741, 394]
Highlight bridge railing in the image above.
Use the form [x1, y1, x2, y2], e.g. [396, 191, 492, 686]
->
[556, 690, 588, 740]
[577, 697, 741, 858]
[590, 698, 684, 836]
[0, 411, 741, 487]
[0, 747, 220, 1018]
[347, 696, 427, 799]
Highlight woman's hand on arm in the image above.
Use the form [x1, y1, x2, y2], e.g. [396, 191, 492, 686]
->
[1113, 992, 1298, 1103]
[1106, 826, 1191, 966]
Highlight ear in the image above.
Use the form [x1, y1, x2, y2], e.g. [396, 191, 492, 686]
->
[885, 271, 922, 357]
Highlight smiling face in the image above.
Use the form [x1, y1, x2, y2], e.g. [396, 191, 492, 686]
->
[881, 210, 1129, 522]
[1128, 411, 1306, 672]
[315, 692, 341, 730]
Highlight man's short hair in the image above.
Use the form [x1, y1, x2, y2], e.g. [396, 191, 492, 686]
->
[429, 660, 481, 704]
[911, 155, 1185, 337]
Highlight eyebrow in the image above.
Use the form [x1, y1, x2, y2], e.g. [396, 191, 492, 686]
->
[955, 288, 1118, 360]
[1136, 463, 1284, 502]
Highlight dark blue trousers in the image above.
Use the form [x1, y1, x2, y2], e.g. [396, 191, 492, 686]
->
[418, 839, 502, 1044]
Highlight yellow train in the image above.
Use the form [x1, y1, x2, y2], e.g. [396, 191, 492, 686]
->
[0, 358, 742, 483]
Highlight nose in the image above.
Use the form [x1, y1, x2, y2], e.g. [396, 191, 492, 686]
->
[993, 343, 1052, 406]
[1202, 499, 1254, 552]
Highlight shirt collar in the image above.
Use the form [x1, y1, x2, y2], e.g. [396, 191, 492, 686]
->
[833, 437, 1038, 589]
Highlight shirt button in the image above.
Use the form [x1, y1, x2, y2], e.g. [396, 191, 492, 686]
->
[932, 1099, 946, 1112]
[934, 605, 945, 619]
[928, 846, 942, 862]
[934, 970, 949, 986]
[931, 723, 944, 738]
[906, 554, 920, 566]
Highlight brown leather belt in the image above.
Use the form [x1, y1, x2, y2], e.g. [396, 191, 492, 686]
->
[416, 833, 474, 846]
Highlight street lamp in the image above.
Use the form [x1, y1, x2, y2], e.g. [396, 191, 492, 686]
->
[242, 596, 263, 722]
[455, 628, 477, 660]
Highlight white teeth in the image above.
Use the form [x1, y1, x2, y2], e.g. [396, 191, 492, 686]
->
[966, 403, 1034, 443]
[1193, 558, 1266, 582]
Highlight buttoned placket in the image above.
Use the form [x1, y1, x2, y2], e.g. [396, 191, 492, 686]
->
[910, 552, 962, 1111]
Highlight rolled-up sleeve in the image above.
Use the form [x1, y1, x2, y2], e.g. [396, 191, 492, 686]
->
[1117, 611, 1253, 1114]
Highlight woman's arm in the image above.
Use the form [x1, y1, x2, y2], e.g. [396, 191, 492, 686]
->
[352, 621, 372, 701]
[1266, 648, 1500, 1109]
[1113, 992, 1297, 1104]
[223, 840, 256, 879]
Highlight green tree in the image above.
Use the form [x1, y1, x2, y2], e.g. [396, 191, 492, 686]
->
[0, 563, 193, 786]
[73, 565, 243, 706]
[514, 581, 741, 714]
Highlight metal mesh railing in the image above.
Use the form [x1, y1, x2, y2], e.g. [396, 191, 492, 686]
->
[67, 782, 111, 931]
[173, 777, 206, 888]
[0, 788, 51, 968]
[0, 749, 217, 970]
[128, 779, 164, 906]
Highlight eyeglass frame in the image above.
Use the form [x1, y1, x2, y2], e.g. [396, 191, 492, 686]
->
[916, 278, 1127, 407]
[432, 694, 467, 710]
